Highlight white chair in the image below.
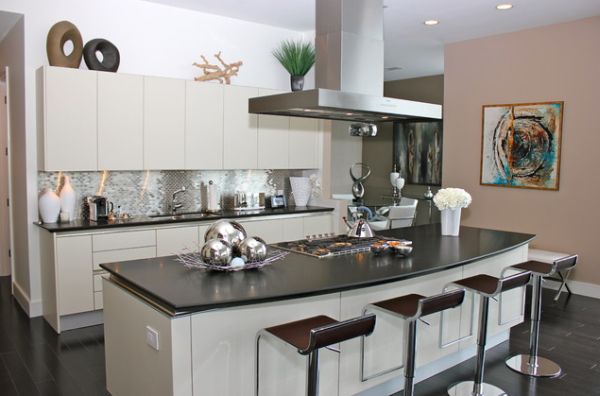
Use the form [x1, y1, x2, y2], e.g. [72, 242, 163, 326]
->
[369, 198, 418, 231]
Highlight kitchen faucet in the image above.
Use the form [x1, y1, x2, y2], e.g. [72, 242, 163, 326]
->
[170, 186, 187, 214]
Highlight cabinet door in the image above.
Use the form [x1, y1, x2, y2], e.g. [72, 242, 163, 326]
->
[282, 217, 304, 241]
[156, 226, 200, 256]
[41, 67, 97, 170]
[223, 85, 258, 169]
[257, 89, 289, 169]
[240, 219, 284, 244]
[185, 82, 224, 169]
[98, 72, 144, 170]
[56, 235, 94, 315]
[143, 76, 185, 169]
[289, 117, 320, 169]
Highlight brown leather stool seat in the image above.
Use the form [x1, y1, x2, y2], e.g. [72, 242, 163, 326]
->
[505, 255, 578, 378]
[256, 313, 375, 396]
[447, 271, 531, 396]
[361, 289, 465, 396]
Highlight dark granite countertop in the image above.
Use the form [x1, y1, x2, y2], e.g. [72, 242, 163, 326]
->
[100, 225, 534, 316]
[35, 206, 334, 232]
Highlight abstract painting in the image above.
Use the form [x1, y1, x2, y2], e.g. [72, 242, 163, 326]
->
[393, 121, 443, 185]
[481, 102, 563, 190]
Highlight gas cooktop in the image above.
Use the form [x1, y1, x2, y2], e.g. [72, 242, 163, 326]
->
[273, 234, 409, 259]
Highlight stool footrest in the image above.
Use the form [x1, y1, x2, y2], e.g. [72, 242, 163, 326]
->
[505, 354, 561, 378]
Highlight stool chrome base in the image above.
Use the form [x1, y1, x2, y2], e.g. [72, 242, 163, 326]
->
[505, 354, 561, 378]
[447, 381, 507, 396]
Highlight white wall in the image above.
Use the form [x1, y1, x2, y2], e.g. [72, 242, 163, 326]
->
[0, 0, 308, 316]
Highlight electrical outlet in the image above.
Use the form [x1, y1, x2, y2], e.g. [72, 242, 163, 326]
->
[146, 326, 159, 351]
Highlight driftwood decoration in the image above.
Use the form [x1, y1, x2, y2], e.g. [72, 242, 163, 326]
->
[193, 52, 243, 84]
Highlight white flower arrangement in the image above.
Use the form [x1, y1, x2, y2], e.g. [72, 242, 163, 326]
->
[309, 173, 321, 198]
[433, 188, 472, 211]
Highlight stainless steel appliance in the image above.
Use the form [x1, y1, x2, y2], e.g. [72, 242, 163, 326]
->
[248, 0, 442, 125]
[267, 194, 286, 209]
[87, 196, 112, 222]
[273, 235, 409, 259]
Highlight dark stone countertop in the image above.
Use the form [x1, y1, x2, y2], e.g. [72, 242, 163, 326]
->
[100, 224, 535, 316]
[35, 206, 334, 232]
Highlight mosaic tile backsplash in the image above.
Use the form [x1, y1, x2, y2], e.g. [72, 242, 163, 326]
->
[38, 169, 313, 219]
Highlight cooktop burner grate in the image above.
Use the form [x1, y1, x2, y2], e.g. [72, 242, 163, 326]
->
[272, 235, 407, 258]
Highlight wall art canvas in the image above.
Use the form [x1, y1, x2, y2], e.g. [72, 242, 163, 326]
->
[481, 102, 563, 190]
[393, 121, 443, 185]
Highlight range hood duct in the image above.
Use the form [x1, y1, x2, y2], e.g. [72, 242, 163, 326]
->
[248, 0, 442, 123]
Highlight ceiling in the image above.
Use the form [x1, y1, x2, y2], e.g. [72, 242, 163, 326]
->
[148, 0, 600, 80]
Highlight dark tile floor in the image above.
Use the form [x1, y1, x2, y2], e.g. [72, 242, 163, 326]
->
[0, 275, 599, 395]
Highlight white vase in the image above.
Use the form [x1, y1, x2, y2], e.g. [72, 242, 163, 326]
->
[289, 177, 311, 207]
[39, 188, 61, 223]
[59, 175, 77, 221]
[440, 208, 461, 236]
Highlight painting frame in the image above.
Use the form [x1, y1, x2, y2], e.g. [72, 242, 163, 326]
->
[393, 120, 443, 186]
[480, 101, 564, 191]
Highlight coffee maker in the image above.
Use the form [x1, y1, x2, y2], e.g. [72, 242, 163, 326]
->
[87, 196, 111, 221]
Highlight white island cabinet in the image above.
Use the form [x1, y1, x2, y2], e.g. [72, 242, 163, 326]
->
[101, 226, 531, 396]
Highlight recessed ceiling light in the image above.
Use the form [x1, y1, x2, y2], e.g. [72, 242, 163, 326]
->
[496, 4, 513, 10]
[385, 66, 403, 71]
[424, 20, 440, 26]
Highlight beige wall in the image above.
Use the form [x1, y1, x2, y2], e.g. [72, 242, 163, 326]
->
[362, 75, 444, 202]
[443, 17, 600, 285]
[0, 17, 30, 302]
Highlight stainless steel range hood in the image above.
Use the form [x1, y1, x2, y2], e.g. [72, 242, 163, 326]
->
[249, 0, 442, 123]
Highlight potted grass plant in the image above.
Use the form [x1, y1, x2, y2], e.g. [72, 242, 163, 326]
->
[272, 40, 315, 91]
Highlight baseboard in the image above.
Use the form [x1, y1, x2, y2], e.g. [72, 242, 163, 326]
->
[12, 280, 43, 318]
[543, 279, 600, 299]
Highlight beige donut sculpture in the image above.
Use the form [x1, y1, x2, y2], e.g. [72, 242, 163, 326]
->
[46, 21, 83, 68]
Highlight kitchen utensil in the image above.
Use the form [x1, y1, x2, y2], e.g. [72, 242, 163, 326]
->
[238, 236, 268, 262]
[342, 216, 375, 238]
[200, 239, 233, 267]
[204, 220, 247, 245]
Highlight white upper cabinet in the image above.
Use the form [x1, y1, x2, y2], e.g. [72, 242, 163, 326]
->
[97, 72, 144, 170]
[289, 117, 320, 169]
[38, 66, 97, 171]
[223, 85, 258, 169]
[143, 76, 185, 170]
[185, 82, 224, 170]
[257, 88, 289, 169]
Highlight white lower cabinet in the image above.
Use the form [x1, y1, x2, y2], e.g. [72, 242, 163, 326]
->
[156, 225, 200, 256]
[41, 212, 334, 333]
[55, 235, 94, 316]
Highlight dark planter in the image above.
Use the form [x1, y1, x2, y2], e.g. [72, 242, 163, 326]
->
[290, 75, 305, 91]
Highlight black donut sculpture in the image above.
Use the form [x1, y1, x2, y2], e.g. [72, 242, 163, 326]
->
[46, 21, 83, 68]
[83, 39, 120, 72]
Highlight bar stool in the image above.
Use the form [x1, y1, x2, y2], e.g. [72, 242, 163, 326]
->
[447, 271, 531, 396]
[504, 254, 578, 377]
[361, 289, 466, 396]
[255, 314, 376, 396]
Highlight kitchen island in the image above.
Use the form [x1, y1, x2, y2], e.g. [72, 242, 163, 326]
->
[101, 224, 533, 396]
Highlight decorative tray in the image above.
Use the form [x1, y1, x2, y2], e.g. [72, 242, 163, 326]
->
[177, 248, 287, 272]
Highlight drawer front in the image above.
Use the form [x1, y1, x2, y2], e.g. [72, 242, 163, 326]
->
[94, 274, 105, 292]
[94, 291, 103, 310]
[156, 226, 199, 257]
[93, 246, 156, 271]
[92, 230, 156, 252]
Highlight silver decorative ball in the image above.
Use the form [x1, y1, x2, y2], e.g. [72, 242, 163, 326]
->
[200, 239, 233, 266]
[238, 236, 267, 263]
[204, 220, 247, 245]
